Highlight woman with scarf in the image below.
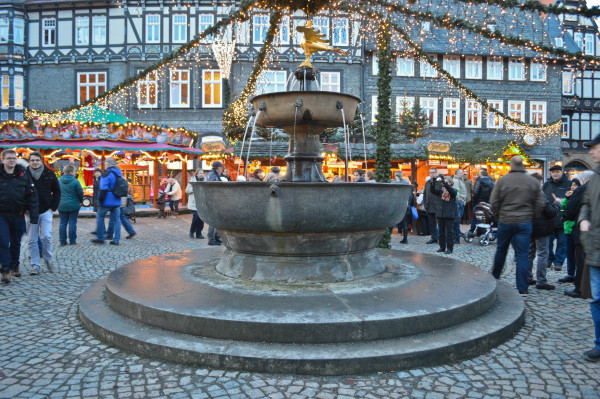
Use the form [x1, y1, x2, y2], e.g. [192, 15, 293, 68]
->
[430, 174, 457, 254]
[26, 151, 60, 274]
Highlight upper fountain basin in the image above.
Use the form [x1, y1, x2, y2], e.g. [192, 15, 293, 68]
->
[192, 182, 411, 233]
[251, 91, 361, 129]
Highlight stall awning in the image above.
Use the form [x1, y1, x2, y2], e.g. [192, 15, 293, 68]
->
[0, 139, 204, 155]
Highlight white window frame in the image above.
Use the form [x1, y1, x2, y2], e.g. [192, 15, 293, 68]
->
[198, 14, 214, 43]
[561, 115, 570, 138]
[236, 20, 250, 45]
[563, 71, 575, 95]
[443, 98, 460, 128]
[486, 100, 503, 129]
[421, 21, 430, 32]
[1, 75, 9, 108]
[170, 69, 190, 108]
[465, 56, 482, 79]
[313, 16, 329, 40]
[253, 14, 269, 44]
[396, 56, 414, 77]
[75, 17, 89, 46]
[530, 61, 547, 82]
[13, 18, 24, 45]
[396, 96, 415, 122]
[508, 100, 525, 127]
[465, 100, 481, 128]
[137, 71, 158, 109]
[42, 18, 56, 47]
[530, 101, 547, 125]
[202, 69, 222, 108]
[172, 14, 187, 44]
[574, 32, 583, 50]
[77, 72, 107, 104]
[14, 76, 22, 109]
[420, 97, 438, 127]
[487, 57, 503, 80]
[92, 15, 106, 45]
[443, 55, 460, 78]
[371, 95, 378, 124]
[420, 56, 437, 78]
[555, 37, 564, 47]
[0, 18, 8, 43]
[278, 15, 290, 45]
[585, 33, 595, 55]
[146, 14, 160, 43]
[508, 58, 525, 81]
[332, 17, 348, 46]
[256, 70, 287, 95]
[320, 71, 340, 92]
[372, 53, 378, 75]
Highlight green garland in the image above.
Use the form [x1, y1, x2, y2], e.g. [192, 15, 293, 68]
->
[222, 11, 282, 142]
[369, 0, 600, 66]
[375, 21, 393, 249]
[447, 138, 528, 164]
[255, 0, 330, 14]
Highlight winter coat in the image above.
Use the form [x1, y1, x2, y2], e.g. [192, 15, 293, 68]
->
[423, 179, 441, 214]
[531, 192, 560, 239]
[92, 176, 101, 211]
[430, 179, 457, 219]
[165, 181, 182, 201]
[207, 170, 221, 182]
[489, 164, 545, 224]
[0, 163, 39, 224]
[579, 167, 600, 267]
[30, 166, 61, 214]
[57, 174, 83, 212]
[542, 173, 571, 229]
[565, 184, 586, 246]
[473, 176, 494, 204]
[98, 166, 123, 208]
[453, 177, 467, 203]
[462, 177, 473, 203]
[185, 176, 204, 211]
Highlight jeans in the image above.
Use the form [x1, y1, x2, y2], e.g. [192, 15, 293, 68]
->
[107, 212, 135, 239]
[26, 209, 53, 267]
[470, 205, 479, 233]
[492, 222, 532, 292]
[59, 210, 79, 245]
[548, 228, 567, 266]
[0, 215, 25, 271]
[190, 211, 205, 238]
[438, 217, 454, 251]
[96, 206, 121, 243]
[453, 200, 465, 241]
[169, 199, 180, 215]
[427, 212, 438, 241]
[528, 236, 550, 284]
[565, 233, 575, 277]
[590, 266, 600, 349]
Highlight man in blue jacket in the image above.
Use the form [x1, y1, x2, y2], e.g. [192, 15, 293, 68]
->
[91, 158, 122, 245]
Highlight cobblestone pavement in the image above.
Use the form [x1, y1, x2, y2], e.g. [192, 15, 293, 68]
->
[1, 216, 599, 399]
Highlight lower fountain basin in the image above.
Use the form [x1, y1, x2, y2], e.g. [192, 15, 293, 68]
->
[192, 182, 411, 282]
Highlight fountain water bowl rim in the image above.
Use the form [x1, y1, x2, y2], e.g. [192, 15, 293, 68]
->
[250, 90, 362, 106]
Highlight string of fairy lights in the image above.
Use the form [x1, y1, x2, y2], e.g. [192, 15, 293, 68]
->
[24, 0, 600, 144]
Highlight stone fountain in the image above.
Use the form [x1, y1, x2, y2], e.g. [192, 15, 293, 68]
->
[79, 37, 524, 375]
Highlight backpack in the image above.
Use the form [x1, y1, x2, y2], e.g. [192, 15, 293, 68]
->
[108, 169, 129, 197]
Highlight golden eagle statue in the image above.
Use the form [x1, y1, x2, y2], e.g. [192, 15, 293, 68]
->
[296, 21, 349, 68]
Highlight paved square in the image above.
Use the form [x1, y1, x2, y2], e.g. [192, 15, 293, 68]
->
[1, 215, 599, 398]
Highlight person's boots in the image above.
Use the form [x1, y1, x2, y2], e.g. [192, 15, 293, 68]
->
[1, 269, 11, 283]
[10, 264, 21, 278]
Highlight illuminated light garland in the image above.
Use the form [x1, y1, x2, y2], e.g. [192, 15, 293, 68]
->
[212, 37, 236, 78]
[446, 0, 600, 20]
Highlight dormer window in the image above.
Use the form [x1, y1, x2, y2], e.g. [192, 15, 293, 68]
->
[486, 23, 496, 32]
[421, 22, 430, 32]
[555, 37, 564, 47]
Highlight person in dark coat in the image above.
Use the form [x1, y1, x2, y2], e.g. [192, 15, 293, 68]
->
[527, 173, 560, 291]
[0, 149, 39, 282]
[543, 164, 571, 272]
[92, 168, 102, 212]
[26, 151, 60, 275]
[563, 170, 594, 299]
[423, 168, 441, 244]
[468, 168, 495, 234]
[430, 174, 457, 254]
[206, 161, 224, 246]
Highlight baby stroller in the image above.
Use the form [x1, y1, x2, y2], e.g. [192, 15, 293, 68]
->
[121, 194, 136, 224]
[464, 202, 497, 246]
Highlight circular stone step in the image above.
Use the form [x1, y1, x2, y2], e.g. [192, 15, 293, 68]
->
[101, 248, 498, 344]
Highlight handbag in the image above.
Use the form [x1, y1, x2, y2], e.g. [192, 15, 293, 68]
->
[411, 206, 419, 220]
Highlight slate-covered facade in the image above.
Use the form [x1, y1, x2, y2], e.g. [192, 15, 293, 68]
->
[3, 0, 595, 169]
